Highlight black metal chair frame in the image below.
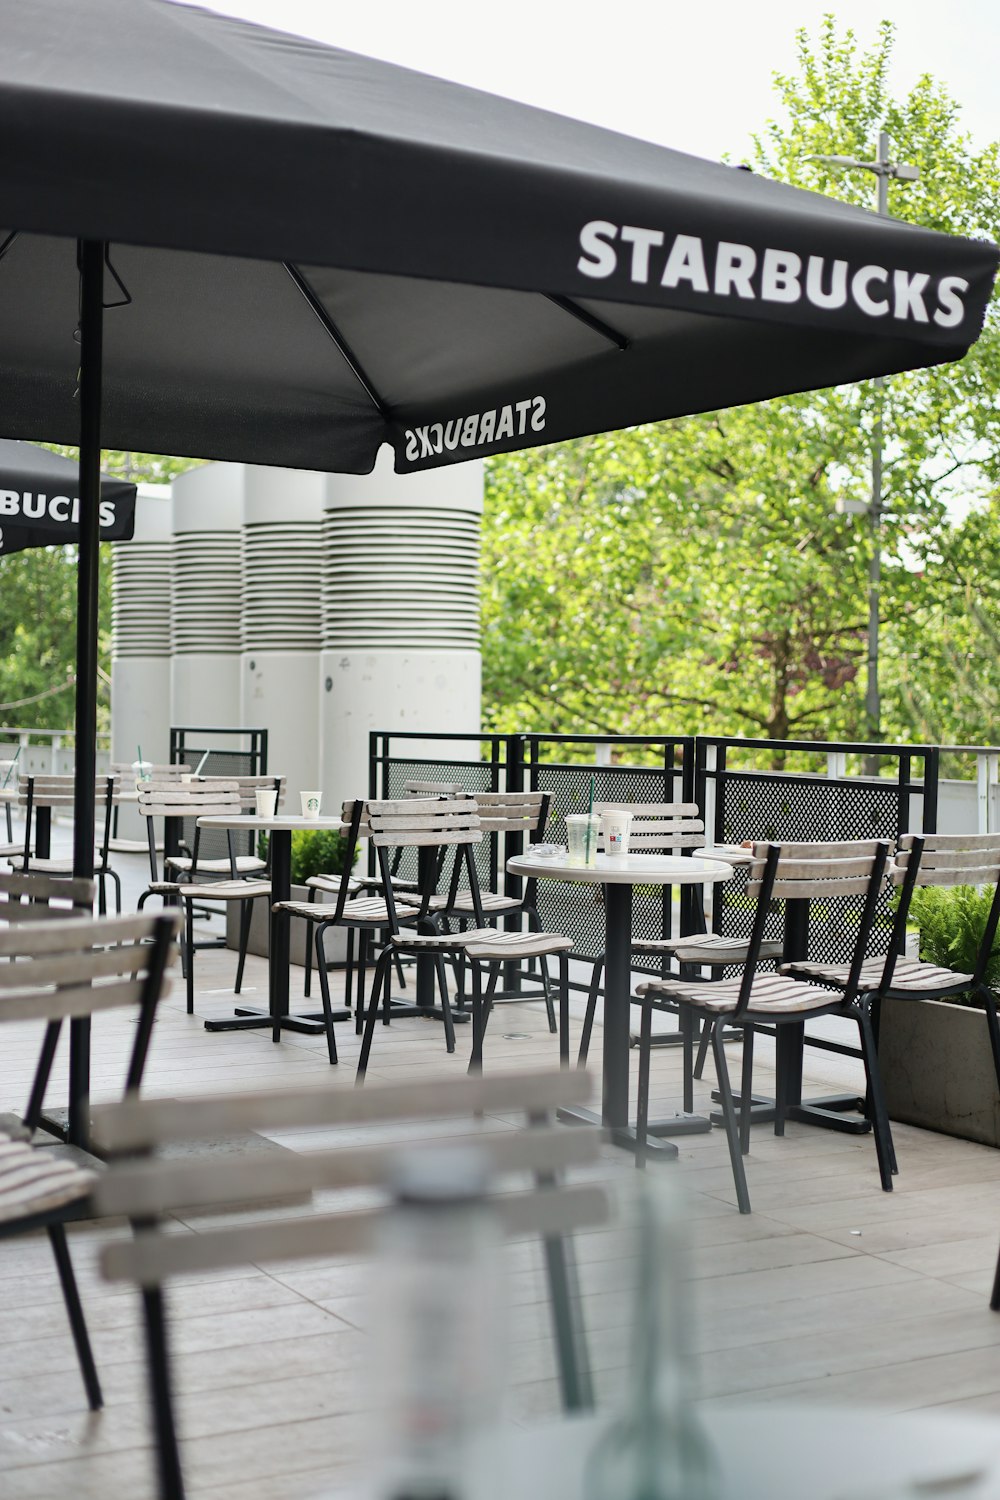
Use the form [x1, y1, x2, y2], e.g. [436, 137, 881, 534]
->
[18, 773, 122, 913]
[136, 789, 265, 1014]
[0, 904, 175, 1413]
[634, 841, 894, 1212]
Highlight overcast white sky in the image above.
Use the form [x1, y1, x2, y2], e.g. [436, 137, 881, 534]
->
[199, 0, 998, 162]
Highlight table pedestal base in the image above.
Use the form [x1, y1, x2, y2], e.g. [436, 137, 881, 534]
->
[710, 1089, 871, 1134]
[204, 1005, 348, 1036]
[557, 1104, 680, 1160]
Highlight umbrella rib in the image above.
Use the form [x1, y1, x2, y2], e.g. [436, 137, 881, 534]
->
[544, 294, 630, 351]
[283, 262, 391, 420]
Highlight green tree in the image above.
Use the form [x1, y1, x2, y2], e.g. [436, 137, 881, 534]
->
[482, 18, 1000, 749]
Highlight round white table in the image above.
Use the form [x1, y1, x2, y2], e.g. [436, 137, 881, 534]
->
[506, 852, 733, 1160]
[198, 814, 348, 1041]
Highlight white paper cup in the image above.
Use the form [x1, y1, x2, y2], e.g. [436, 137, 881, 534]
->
[300, 791, 322, 819]
[255, 788, 278, 818]
[600, 810, 632, 858]
[180, 773, 194, 784]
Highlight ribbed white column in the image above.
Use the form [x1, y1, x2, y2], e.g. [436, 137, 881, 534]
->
[320, 449, 483, 808]
[170, 464, 242, 727]
[110, 483, 173, 836]
[241, 467, 324, 805]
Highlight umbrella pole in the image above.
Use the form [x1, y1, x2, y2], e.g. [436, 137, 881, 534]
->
[69, 237, 105, 1147]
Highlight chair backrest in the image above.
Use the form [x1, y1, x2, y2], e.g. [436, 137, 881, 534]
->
[208, 774, 286, 813]
[475, 791, 549, 837]
[137, 781, 243, 881]
[0, 869, 94, 923]
[16, 774, 119, 869]
[369, 796, 484, 925]
[0, 909, 177, 1131]
[93, 1066, 604, 1279]
[894, 833, 1000, 990]
[18, 772, 120, 810]
[0, 871, 96, 1126]
[744, 840, 891, 1010]
[593, 801, 703, 854]
[112, 763, 191, 781]
[403, 779, 467, 796]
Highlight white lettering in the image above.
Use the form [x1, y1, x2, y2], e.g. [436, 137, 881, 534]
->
[893, 270, 930, 323]
[478, 410, 497, 445]
[805, 256, 848, 310]
[460, 413, 479, 446]
[404, 430, 419, 462]
[495, 405, 514, 442]
[414, 426, 432, 457]
[714, 242, 756, 298]
[0, 491, 18, 516]
[620, 225, 664, 284]
[761, 249, 802, 303]
[515, 399, 532, 435]
[50, 497, 71, 521]
[661, 234, 709, 292]
[443, 419, 461, 451]
[23, 493, 45, 520]
[530, 396, 546, 432]
[577, 220, 618, 279]
[98, 500, 115, 527]
[852, 265, 890, 316]
[71, 497, 79, 523]
[933, 275, 968, 329]
[429, 422, 443, 454]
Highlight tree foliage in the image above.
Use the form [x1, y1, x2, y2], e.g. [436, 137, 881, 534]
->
[482, 18, 1000, 747]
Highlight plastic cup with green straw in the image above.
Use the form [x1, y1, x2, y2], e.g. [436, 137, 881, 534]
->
[1, 743, 21, 789]
[584, 774, 595, 865]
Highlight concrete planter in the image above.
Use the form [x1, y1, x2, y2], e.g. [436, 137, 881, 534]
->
[225, 883, 348, 968]
[879, 995, 1000, 1148]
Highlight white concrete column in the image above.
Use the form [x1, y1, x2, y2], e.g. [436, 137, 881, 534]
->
[110, 483, 173, 836]
[241, 467, 324, 805]
[170, 463, 243, 728]
[320, 448, 483, 808]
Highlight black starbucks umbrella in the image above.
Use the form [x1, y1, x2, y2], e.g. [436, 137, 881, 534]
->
[0, 439, 135, 556]
[0, 0, 995, 1137]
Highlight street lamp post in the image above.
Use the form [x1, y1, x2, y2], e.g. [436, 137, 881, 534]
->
[814, 131, 919, 753]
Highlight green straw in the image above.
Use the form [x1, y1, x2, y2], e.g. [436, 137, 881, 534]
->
[1, 743, 21, 789]
[585, 775, 595, 864]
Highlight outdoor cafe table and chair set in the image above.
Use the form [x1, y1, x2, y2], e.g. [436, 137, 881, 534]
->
[139, 780, 1000, 1212]
[8, 770, 1000, 1215]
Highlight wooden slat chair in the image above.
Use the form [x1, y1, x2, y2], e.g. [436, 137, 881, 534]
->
[300, 785, 462, 1008]
[0, 907, 178, 1414]
[91, 1068, 606, 1500]
[356, 798, 572, 1078]
[781, 833, 1000, 1174]
[108, 763, 191, 854]
[428, 790, 550, 924]
[14, 772, 122, 913]
[276, 800, 433, 1064]
[576, 803, 774, 1084]
[136, 781, 269, 1014]
[164, 774, 285, 880]
[0, 871, 95, 1138]
[634, 840, 894, 1212]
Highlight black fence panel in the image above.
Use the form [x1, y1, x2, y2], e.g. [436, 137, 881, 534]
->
[696, 737, 939, 967]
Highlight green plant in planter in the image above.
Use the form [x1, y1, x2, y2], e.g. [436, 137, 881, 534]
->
[904, 883, 1000, 1006]
[257, 830, 358, 885]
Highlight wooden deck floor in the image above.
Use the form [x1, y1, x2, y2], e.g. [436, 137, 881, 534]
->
[3, 887, 1000, 1499]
